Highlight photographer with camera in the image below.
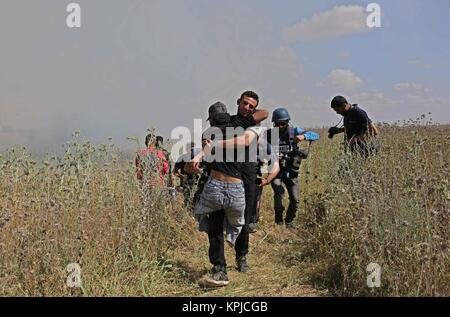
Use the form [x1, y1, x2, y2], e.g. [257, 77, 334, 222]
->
[173, 142, 208, 210]
[266, 108, 320, 227]
[328, 96, 379, 157]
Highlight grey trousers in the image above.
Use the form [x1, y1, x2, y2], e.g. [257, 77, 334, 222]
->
[270, 176, 300, 224]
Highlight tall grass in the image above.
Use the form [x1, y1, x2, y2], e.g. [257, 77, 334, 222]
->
[297, 122, 449, 296]
[0, 134, 196, 296]
[0, 122, 448, 296]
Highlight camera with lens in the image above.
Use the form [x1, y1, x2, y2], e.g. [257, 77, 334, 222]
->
[328, 127, 341, 139]
[289, 149, 309, 178]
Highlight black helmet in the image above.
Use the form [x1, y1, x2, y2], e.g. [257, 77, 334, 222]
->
[272, 108, 291, 123]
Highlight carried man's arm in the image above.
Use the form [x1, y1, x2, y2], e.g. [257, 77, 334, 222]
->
[215, 130, 258, 148]
[207, 108, 269, 148]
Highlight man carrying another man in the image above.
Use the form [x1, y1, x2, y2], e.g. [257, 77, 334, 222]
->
[188, 100, 268, 287]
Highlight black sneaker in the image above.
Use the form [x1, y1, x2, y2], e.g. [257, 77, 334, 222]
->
[248, 222, 257, 233]
[200, 265, 229, 288]
[236, 256, 250, 273]
[285, 222, 297, 229]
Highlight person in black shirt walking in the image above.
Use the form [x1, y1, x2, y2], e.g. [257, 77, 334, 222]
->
[328, 96, 379, 157]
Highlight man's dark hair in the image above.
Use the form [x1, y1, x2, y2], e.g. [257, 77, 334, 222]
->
[240, 91, 259, 105]
[145, 134, 153, 147]
[331, 96, 348, 108]
[145, 134, 163, 147]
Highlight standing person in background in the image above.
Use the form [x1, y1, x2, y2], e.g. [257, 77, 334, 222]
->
[328, 96, 379, 157]
[155, 135, 174, 187]
[174, 142, 207, 209]
[135, 134, 171, 189]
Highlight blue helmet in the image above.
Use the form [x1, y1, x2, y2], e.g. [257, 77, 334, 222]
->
[272, 108, 291, 123]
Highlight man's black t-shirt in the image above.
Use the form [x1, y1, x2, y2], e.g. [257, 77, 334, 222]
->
[230, 114, 259, 184]
[203, 114, 257, 180]
[230, 114, 257, 131]
[344, 105, 372, 140]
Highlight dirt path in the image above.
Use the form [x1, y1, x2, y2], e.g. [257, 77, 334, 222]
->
[159, 218, 325, 297]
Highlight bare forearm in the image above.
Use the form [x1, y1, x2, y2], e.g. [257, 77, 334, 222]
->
[369, 123, 379, 137]
[217, 131, 255, 148]
[266, 162, 280, 183]
[252, 109, 269, 124]
[185, 151, 204, 174]
[218, 135, 247, 148]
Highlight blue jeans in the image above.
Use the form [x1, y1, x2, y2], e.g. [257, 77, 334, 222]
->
[193, 177, 246, 267]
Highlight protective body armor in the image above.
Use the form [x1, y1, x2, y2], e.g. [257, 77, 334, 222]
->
[270, 127, 308, 179]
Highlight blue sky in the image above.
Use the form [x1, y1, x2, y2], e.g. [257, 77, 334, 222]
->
[261, 0, 450, 99]
[0, 0, 449, 151]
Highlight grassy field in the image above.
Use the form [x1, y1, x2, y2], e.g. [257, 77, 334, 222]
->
[0, 122, 448, 296]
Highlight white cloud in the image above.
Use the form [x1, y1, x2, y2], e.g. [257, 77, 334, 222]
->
[348, 89, 450, 124]
[282, 5, 372, 42]
[393, 83, 432, 94]
[326, 69, 363, 92]
[353, 91, 396, 108]
[393, 83, 437, 107]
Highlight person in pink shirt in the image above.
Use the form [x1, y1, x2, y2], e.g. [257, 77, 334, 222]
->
[135, 134, 171, 188]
